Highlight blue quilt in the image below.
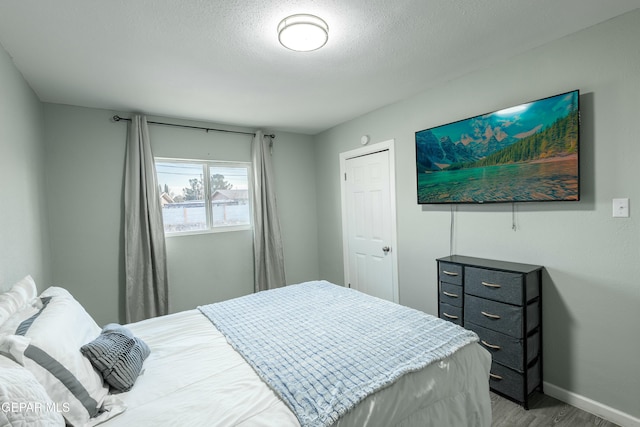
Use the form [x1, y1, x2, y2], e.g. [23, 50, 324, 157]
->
[198, 281, 478, 427]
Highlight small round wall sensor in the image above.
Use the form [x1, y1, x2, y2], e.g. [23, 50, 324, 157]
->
[360, 135, 370, 145]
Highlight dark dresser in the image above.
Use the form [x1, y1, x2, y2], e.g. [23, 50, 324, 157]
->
[437, 255, 543, 409]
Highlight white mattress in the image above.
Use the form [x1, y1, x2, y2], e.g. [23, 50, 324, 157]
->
[102, 309, 491, 427]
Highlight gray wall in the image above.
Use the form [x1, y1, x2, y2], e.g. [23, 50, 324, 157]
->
[43, 105, 128, 323]
[314, 10, 640, 420]
[43, 104, 319, 324]
[0, 43, 50, 291]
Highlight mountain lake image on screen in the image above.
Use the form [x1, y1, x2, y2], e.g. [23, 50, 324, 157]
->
[415, 90, 580, 204]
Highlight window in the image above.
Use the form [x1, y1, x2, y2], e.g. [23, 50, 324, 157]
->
[155, 159, 252, 235]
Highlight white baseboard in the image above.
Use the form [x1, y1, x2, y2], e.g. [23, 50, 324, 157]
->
[543, 382, 640, 427]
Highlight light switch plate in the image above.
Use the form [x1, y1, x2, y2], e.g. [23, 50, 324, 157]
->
[612, 198, 629, 218]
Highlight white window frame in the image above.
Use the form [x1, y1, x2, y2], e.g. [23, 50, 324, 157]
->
[155, 157, 253, 236]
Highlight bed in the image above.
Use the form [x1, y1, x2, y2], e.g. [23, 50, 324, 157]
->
[0, 277, 492, 427]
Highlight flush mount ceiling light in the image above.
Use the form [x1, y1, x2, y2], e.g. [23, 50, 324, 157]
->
[277, 14, 329, 52]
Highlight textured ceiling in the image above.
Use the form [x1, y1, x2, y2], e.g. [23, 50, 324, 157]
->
[0, 1, 638, 134]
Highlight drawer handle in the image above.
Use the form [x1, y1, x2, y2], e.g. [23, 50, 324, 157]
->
[442, 270, 459, 276]
[442, 291, 459, 298]
[481, 311, 501, 319]
[489, 373, 503, 381]
[442, 312, 459, 320]
[481, 340, 501, 350]
[482, 281, 501, 288]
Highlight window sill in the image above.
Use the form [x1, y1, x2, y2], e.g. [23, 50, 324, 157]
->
[164, 225, 252, 238]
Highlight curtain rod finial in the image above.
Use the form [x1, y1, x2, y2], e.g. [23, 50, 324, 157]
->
[113, 115, 122, 122]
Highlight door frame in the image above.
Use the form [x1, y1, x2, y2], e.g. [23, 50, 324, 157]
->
[339, 139, 399, 303]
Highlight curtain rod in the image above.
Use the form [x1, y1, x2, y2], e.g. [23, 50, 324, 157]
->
[112, 115, 275, 139]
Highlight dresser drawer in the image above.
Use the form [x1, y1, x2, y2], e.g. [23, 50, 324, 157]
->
[439, 282, 463, 307]
[465, 266, 539, 305]
[464, 295, 539, 337]
[439, 302, 462, 326]
[439, 262, 462, 286]
[468, 322, 540, 371]
[489, 360, 541, 403]
[465, 267, 522, 304]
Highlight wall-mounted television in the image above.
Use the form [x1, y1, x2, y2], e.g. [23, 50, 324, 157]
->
[415, 90, 580, 204]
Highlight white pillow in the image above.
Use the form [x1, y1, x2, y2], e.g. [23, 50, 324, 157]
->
[0, 355, 65, 426]
[0, 287, 125, 426]
[39, 286, 74, 299]
[0, 276, 38, 326]
[0, 304, 40, 337]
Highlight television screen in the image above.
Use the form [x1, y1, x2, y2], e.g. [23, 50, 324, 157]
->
[415, 90, 580, 204]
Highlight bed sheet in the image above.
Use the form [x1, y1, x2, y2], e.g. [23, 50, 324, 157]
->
[103, 309, 491, 427]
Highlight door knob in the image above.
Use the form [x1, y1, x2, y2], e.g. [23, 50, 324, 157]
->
[382, 246, 390, 254]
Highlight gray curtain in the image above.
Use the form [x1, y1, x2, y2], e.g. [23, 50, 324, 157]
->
[124, 115, 169, 322]
[251, 131, 286, 292]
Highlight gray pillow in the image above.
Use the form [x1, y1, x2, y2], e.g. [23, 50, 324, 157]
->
[81, 323, 150, 392]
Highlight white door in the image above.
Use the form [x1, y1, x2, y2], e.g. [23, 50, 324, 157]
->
[340, 141, 398, 302]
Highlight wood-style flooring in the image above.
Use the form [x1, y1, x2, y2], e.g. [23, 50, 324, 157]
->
[491, 392, 620, 427]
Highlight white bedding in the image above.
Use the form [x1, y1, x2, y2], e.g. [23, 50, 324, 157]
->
[104, 309, 491, 427]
